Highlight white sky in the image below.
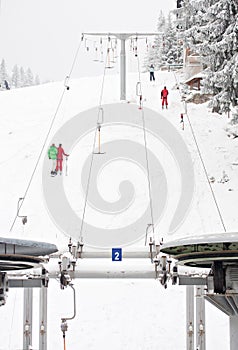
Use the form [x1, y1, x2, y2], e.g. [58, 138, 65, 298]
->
[0, 0, 175, 81]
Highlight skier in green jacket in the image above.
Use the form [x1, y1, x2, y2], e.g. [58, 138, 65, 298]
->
[48, 143, 58, 175]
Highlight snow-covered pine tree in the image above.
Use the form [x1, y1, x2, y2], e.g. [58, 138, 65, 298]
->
[34, 75, 40, 85]
[0, 59, 9, 87]
[162, 13, 183, 65]
[183, 0, 238, 111]
[19, 66, 26, 87]
[11, 64, 21, 88]
[154, 11, 166, 69]
[25, 68, 34, 87]
[143, 11, 166, 71]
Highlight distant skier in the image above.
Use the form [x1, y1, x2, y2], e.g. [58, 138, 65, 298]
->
[48, 143, 58, 176]
[180, 113, 184, 130]
[56, 144, 69, 175]
[149, 64, 155, 81]
[4, 80, 10, 90]
[161, 86, 169, 109]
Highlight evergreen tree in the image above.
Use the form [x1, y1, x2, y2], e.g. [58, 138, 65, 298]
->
[154, 11, 167, 68]
[34, 74, 40, 85]
[0, 59, 41, 89]
[25, 67, 34, 87]
[183, 0, 238, 110]
[0, 59, 8, 87]
[144, 11, 166, 70]
[162, 14, 183, 65]
[19, 66, 26, 87]
[11, 64, 20, 88]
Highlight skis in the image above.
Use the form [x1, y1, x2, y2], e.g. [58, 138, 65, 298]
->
[50, 171, 63, 177]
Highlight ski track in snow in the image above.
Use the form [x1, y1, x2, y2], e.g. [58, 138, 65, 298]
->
[0, 70, 237, 349]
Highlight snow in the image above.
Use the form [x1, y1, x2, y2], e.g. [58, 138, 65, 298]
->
[1, 68, 238, 349]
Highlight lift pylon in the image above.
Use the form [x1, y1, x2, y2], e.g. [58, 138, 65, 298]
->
[83, 32, 162, 100]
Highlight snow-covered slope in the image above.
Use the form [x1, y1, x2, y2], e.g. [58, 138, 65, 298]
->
[1, 70, 237, 349]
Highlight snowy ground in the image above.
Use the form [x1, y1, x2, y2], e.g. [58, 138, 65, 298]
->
[0, 68, 237, 349]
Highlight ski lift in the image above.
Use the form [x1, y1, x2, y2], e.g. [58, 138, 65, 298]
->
[84, 38, 90, 52]
[64, 76, 70, 90]
[145, 223, 153, 246]
[60, 282, 76, 350]
[99, 37, 104, 62]
[100, 50, 104, 62]
[114, 38, 118, 58]
[105, 36, 114, 68]
[136, 82, 143, 109]
[134, 37, 138, 57]
[17, 198, 27, 225]
[146, 37, 149, 51]
[106, 48, 114, 69]
[111, 48, 115, 63]
[93, 107, 106, 154]
[129, 38, 133, 51]
[110, 39, 116, 63]
[93, 47, 99, 62]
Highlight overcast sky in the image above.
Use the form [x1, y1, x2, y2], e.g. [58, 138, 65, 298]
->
[0, 0, 175, 81]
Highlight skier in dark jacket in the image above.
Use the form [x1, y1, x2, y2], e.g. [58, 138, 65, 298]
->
[149, 64, 155, 81]
[56, 144, 69, 175]
[161, 86, 169, 109]
[4, 80, 10, 90]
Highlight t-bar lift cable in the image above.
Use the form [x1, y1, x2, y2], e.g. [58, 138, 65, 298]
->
[9, 34, 84, 232]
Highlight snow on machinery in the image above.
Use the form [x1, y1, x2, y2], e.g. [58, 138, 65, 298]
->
[159, 233, 238, 299]
[0, 237, 57, 306]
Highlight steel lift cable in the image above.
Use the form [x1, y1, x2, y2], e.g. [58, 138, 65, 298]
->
[9, 34, 84, 232]
[78, 36, 110, 244]
[173, 72, 227, 233]
[135, 47, 156, 243]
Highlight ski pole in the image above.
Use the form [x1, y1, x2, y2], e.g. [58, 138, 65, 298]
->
[65, 157, 68, 176]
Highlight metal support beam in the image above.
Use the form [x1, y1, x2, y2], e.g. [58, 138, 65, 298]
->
[196, 286, 206, 350]
[39, 287, 48, 350]
[50, 270, 156, 279]
[9, 278, 43, 288]
[230, 316, 238, 350]
[179, 276, 207, 286]
[120, 38, 126, 100]
[186, 286, 194, 350]
[23, 288, 33, 350]
[77, 250, 153, 259]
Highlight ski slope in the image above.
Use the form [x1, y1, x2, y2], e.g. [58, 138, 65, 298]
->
[0, 70, 237, 349]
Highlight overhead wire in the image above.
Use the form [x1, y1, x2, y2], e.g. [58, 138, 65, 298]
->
[9, 34, 84, 232]
[173, 72, 227, 233]
[135, 44, 155, 241]
[78, 35, 110, 244]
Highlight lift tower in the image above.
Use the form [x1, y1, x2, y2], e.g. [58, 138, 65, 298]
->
[83, 32, 160, 100]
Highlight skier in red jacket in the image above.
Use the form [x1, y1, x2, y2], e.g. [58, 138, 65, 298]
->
[161, 86, 169, 109]
[56, 144, 69, 175]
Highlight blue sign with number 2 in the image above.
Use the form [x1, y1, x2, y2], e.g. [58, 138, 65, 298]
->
[112, 248, 122, 261]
